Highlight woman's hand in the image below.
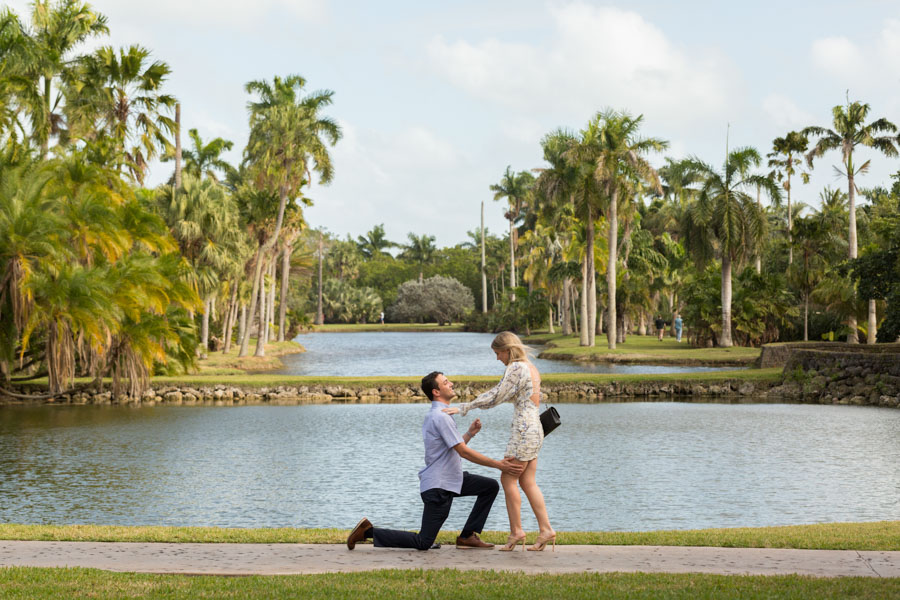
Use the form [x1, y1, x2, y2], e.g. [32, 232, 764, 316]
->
[442, 406, 460, 416]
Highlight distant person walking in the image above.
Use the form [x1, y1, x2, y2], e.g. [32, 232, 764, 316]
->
[674, 313, 683, 343]
[380, 311, 385, 325]
[655, 315, 666, 341]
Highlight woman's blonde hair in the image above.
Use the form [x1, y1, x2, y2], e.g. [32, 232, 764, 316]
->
[491, 331, 533, 362]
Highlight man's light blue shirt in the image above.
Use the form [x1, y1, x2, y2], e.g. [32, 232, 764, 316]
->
[418, 401, 464, 494]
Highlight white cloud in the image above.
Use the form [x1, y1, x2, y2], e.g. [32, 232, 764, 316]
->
[810, 36, 865, 78]
[762, 94, 816, 131]
[426, 2, 738, 127]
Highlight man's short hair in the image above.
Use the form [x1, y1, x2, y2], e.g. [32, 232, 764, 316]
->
[421, 371, 443, 400]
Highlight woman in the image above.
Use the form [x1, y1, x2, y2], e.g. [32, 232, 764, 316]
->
[442, 331, 555, 551]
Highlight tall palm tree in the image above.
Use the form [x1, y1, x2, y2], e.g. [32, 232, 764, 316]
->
[21, 0, 108, 154]
[240, 73, 340, 357]
[356, 223, 396, 259]
[401, 233, 436, 283]
[67, 44, 176, 183]
[767, 131, 809, 266]
[589, 109, 667, 349]
[804, 100, 898, 343]
[682, 147, 778, 347]
[163, 128, 234, 183]
[789, 215, 829, 341]
[490, 165, 534, 299]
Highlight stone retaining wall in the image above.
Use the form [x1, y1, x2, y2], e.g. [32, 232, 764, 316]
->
[0, 379, 780, 406]
[765, 344, 900, 408]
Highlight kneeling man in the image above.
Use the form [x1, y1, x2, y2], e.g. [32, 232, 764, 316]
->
[347, 371, 524, 550]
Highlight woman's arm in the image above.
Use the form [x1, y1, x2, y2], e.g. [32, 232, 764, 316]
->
[456, 362, 524, 416]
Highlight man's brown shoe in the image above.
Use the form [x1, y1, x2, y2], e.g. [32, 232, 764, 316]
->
[455, 533, 494, 549]
[347, 517, 372, 550]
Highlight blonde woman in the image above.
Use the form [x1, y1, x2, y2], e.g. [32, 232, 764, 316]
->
[443, 331, 555, 551]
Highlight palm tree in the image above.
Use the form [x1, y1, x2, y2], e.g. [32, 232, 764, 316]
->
[67, 44, 176, 183]
[163, 128, 234, 183]
[240, 73, 340, 357]
[767, 131, 810, 266]
[804, 100, 898, 343]
[401, 233, 436, 283]
[682, 147, 778, 347]
[788, 215, 829, 341]
[356, 223, 396, 259]
[490, 166, 534, 299]
[588, 109, 667, 349]
[21, 0, 109, 155]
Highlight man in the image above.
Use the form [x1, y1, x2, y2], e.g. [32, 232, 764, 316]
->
[655, 315, 666, 341]
[347, 371, 524, 551]
[674, 313, 684, 343]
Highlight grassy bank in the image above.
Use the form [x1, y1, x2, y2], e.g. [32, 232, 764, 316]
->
[310, 323, 465, 332]
[2, 521, 896, 550]
[145, 367, 782, 389]
[2, 568, 896, 600]
[531, 333, 761, 366]
[194, 340, 305, 375]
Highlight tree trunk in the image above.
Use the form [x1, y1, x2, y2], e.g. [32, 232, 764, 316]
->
[174, 103, 182, 188]
[223, 284, 238, 353]
[803, 292, 809, 342]
[579, 250, 589, 346]
[278, 240, 291, 342]
[266, 259, 276, 344]
[238, 245, 263, 356]
[756, 185, 762, 273]
[548, 304, 555, 334]
[847, 171, 859, 344]
[316, 233, 324, 325]
[508, 219, 516, 301]
[561, 279, 571, 335]
[200, 297, 210, 357]
[868, 299, 877, 344]
[638, 311, 646, 336]
[254, 255, 270, 357]
[720, 255, 734, 347]
[616, 310, 625, 344]
[606, 188, 617, 349]
[787, 171, 793, 266]
[238, 303, 247, 348]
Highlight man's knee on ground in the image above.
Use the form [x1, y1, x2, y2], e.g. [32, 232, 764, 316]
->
[414, 534, 437, 551]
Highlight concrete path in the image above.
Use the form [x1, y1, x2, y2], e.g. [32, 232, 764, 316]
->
[1, 541, 899, 578]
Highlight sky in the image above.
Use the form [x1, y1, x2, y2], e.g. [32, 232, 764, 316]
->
[7, 0, 900, 247]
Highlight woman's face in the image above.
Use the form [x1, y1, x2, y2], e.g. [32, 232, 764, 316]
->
[493, 348, 510, 365]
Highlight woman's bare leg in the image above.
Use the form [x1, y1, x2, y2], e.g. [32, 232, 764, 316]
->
[500, 458, 525, 536]
[518, 459, 553, 535]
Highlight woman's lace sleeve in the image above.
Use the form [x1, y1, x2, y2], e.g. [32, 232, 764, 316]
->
[458, 362, 524, 416]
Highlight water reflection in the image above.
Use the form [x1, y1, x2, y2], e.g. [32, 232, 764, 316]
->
[1, 403, 898, 531]
[277, 332, 735, 376]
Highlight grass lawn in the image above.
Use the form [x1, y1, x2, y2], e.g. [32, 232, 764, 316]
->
[310, 322, 465, 332]
[2, 568, 896, 600]
[145, 367, 782, 389]
[2, 521, 896, 550]
[193, 339, 305, 375]
[530, 333, 761, 365]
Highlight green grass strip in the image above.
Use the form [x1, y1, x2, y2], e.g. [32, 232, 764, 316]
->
[0, 568, 896, 599]
[1, 521, 897, 550]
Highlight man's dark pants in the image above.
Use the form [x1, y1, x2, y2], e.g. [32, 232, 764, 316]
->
[371, 472, 498, 550]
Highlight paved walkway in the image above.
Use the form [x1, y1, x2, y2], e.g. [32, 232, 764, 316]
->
[1, 541, 899, 577]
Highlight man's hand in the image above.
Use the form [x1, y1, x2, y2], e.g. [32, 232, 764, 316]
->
[498, 458, 525, 476]
[467, 418, 482, 437]
[442, 406, 460, 416]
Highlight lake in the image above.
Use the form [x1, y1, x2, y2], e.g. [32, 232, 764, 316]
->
[275, 331, 733, 376]
[1, 402, 897, 532]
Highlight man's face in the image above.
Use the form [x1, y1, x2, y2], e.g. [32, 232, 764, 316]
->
[434, 374, 455, 402]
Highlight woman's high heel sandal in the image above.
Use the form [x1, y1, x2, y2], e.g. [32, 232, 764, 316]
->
[527, 532, 556, 552]
[498, 534, 526, 552]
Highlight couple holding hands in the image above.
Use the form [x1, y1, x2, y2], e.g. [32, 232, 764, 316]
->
[347, 331, 555, 553]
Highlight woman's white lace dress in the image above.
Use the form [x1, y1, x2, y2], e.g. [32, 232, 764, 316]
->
[458, 360, 544, 461]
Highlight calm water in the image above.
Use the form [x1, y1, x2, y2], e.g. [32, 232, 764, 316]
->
[1, 403, 898, 531]
[276, 332, 732, 376]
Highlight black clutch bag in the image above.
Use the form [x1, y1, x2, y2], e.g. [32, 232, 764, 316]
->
[540, 406, 560, 436]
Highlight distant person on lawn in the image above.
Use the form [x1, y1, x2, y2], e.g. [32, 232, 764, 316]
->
[346, 371, 524, 551]
[655, 315, 666, 341]
[674, 313, 683, 343]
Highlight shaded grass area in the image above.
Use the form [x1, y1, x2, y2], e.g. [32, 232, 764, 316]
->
[2, 521, 897, 550]
[145, 367, 782, 389]
[310, 322, 465, 332]
[531, 333, 761, 365]
[193, 340, 305, 375]
[1, 568, 896, 599]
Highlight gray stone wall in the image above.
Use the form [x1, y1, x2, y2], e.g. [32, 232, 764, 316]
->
[0, 379, 779, 406]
